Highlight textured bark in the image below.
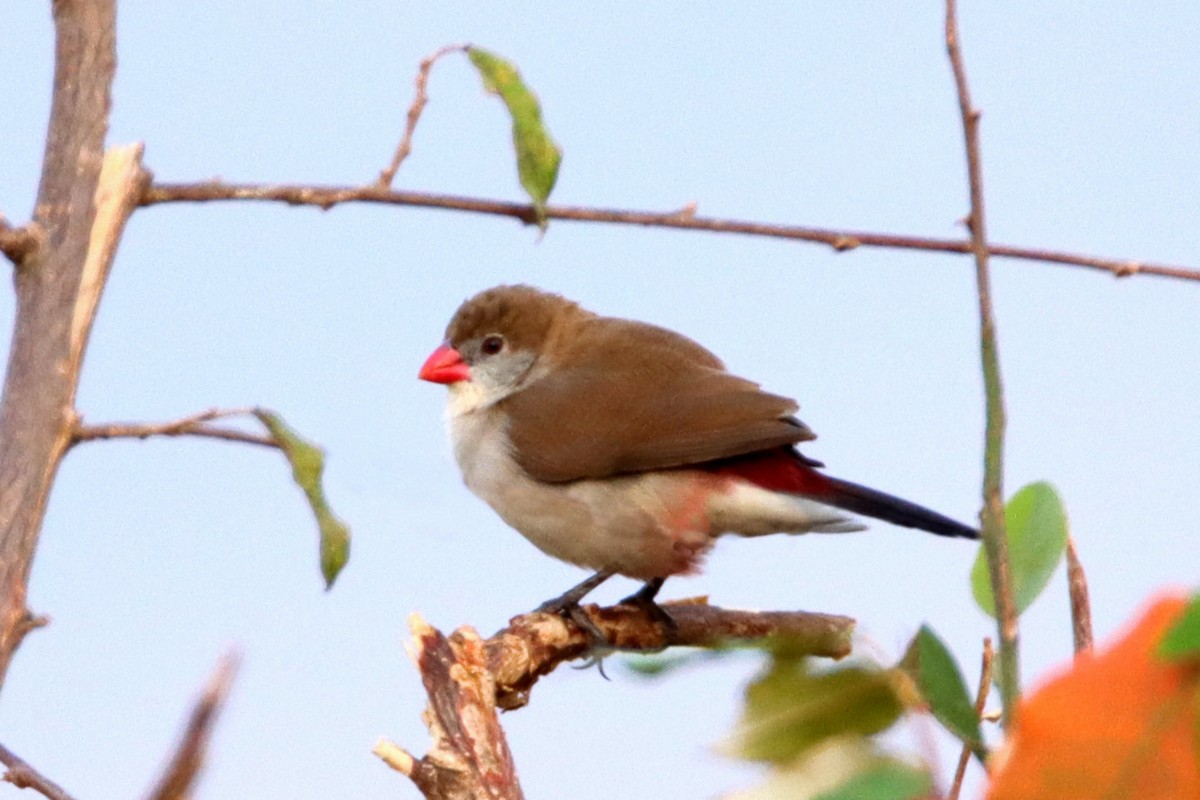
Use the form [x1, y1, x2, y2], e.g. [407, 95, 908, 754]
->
[0, 0, 136, 689]
[378, 602, 855, 799]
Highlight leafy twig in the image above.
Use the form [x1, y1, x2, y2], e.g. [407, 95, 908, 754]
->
[945, 0, 1020, 728]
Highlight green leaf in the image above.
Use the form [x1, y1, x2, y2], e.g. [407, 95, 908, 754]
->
[1158, 594, 1200, 662]
[255, 409, 351, 589]
[467, 47, 562, 227]
[909, 626, 985, 760]
[972, 481, 1068, 617]
[726, 655, 905, 764]
[814, 759, 931, 800]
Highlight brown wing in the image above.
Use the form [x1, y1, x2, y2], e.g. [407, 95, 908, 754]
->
[502, 318, 814, 483]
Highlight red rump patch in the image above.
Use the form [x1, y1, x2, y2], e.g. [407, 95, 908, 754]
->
[705, 447, 836, 497]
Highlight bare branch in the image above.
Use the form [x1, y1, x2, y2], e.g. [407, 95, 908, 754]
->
[388, 615, 525, 800]
[486, 599, 855, 710]
[948, 638, 995, 800]
[72, 407, 277, 449]
[385, 603, 853, 799]
[0, 743, 78, 800]
[144, 652, 240, 800]
[1065, 535, 1093, 654]
[378, 44, 468, 187]
[946, 0, 1019, 729]
[140, 181, 1200, 283]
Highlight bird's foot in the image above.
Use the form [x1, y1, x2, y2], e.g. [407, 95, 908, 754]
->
[617, 577, 679, 643]
[535, 571, 615, 668]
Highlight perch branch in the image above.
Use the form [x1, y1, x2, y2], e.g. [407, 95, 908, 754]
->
[384, 602, 854, 799]
[0, 743, 77, 800]
[139, 182, 1200, 283]
[72, 407, 277, 449]
[144, 652, 240, 800]
[946, 0, 1019, 728]
[378, 44, 468, 187]
[947, 638, 995, 800]
[1065, 535, 1093, 654]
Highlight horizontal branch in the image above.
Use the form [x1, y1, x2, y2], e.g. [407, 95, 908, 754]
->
[0, 742, 77, 800]
[484, 599, 855, 711]
[72, 407, 277, 449]
[141, 181, 1200, 283]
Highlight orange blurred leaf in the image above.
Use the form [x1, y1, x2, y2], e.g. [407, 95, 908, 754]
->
[988, 593, 1200, 800]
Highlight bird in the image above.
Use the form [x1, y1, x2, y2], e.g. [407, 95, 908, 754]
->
[419, 284, 978, 628]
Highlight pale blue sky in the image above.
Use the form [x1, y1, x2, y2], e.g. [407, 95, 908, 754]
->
[2, 3, 1198, 798]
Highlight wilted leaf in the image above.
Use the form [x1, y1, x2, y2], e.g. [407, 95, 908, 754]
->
[987, 593, 1200, 800]
[255, 409, 351, 589]
[973, 481, 1068, 617]
[906, 625, 986, 760]
[726, 655, 905, 764]
[467, 47, 561, 226]
[1159, 594, 1200, 662]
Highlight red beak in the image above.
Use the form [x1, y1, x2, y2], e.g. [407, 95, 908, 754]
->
[419, 343, 470, 384]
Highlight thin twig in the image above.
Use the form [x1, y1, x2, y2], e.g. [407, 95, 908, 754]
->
[72, 407, 278, 449]
[144, 652, 240, 800]
[1065, 534, 1093, 654]
[948, 638, 995, 800]
[139, 181, 1200, 283]
[0, 743, 77, 800]
[378, 44, 468, 188]
[946, 0, 1019, 729]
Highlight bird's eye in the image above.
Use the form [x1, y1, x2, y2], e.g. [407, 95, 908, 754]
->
[480, 335, 505, 356]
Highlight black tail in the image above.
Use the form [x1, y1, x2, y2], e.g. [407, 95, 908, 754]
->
[823, 475, 979, 539]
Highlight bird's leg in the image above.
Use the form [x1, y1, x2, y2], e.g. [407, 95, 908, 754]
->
[617, 577, 678, 639]
[536, 570, 614, 614]
[535, 571, 615, 651]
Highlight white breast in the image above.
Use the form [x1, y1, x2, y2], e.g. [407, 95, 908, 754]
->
[442, 385, 707, 578]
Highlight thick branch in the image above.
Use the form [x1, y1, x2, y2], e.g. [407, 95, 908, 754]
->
[946, 0, 1019, 728]
[486, 600, 854, 711]
[144, 653, 240, 800]
[0, 743, 78, 800]
[381, 603, 854, 799]
[0, 0, 125, 692]
[140, 181, 1200, 283]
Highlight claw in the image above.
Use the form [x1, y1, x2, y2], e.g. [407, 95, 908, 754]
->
[618, 577, 678, 641]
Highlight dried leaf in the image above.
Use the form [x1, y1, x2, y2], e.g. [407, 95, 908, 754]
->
[987, 593, 1200, 800]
